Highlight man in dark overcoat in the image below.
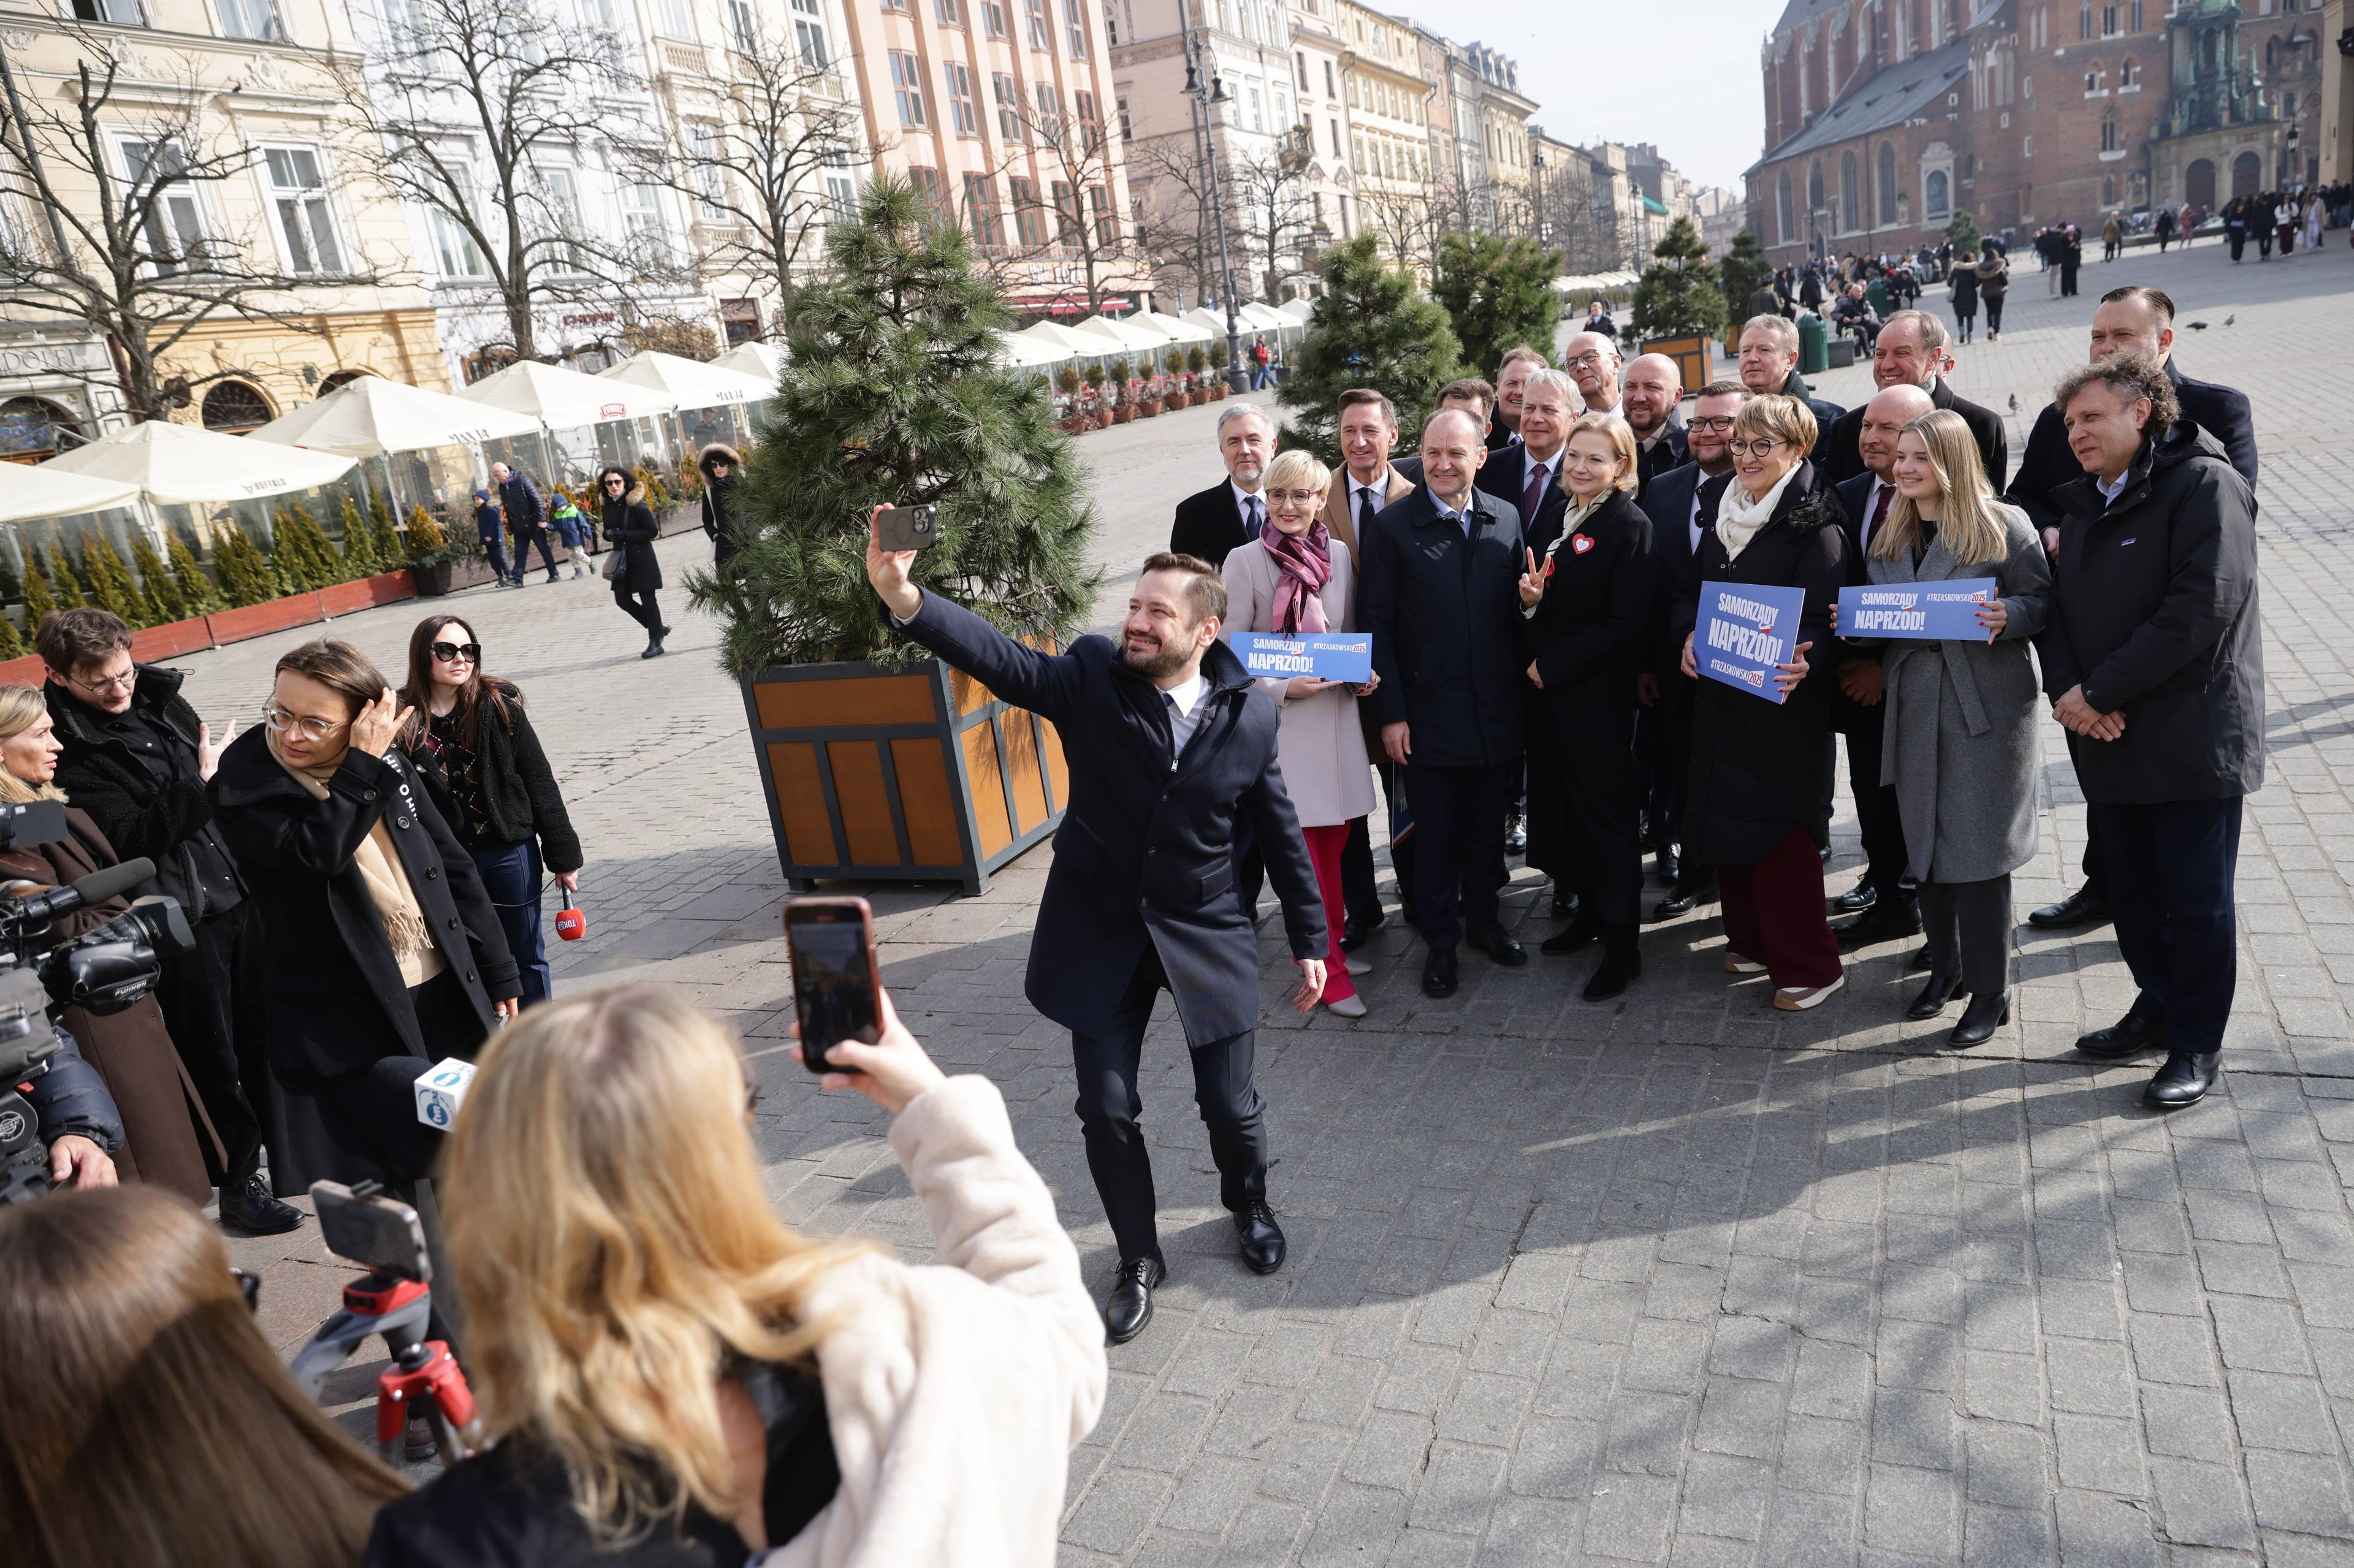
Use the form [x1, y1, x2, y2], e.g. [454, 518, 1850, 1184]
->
[868, 523, 1327, 1345]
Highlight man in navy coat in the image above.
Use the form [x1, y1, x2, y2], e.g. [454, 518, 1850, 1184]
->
[869, 522, 1327, 1345]
[2005, 284, 2258, 935]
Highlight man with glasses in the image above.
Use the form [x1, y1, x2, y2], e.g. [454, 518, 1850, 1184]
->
[1560, 332, 1623, 418]
[41, 608, 301, 1236]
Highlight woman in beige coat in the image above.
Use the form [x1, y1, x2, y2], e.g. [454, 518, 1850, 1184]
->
[1222, 447, 1378, 1017]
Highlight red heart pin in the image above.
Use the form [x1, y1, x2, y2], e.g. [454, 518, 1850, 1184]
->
[1571, 535, 1596, 555]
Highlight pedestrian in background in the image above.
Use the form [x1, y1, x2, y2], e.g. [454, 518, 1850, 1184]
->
[1948, 253, 1980, 344]
[398, 615, 583, 1009]
[1973, 248, 2009, 341]
[470, 488, 516, 588]
[0, 685, 214, 1205]
[39, 609, 302, 1235]
[2060, 225, 2083, 297]
[0, 1187, 409, 1568]
[698, 443, 746, 574]
[368, 987, 1105, 1566]
[490, 460, 560, 585]
[1855, 411, 2050, 1046]
[599, 465, 669, 659]
[1222, 447, 1376, 1019]
[2102, 212, 2123, 262]
[548, 486, 593, 577]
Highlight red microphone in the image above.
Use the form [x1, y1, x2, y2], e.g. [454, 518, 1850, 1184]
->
[554, 897, 586, 942]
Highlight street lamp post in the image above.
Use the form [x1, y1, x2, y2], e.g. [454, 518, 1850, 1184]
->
[1179, 17, 1249, 392]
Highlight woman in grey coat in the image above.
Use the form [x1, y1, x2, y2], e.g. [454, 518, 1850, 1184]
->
[1851, 411, 2051, 1046]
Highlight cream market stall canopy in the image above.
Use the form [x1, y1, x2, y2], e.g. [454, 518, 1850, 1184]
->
[0, 463, 140, 524]
[43, 420, 356, 505]
[458, 359, 682, 425]
[598, 351, 777, 408]
[246, 374, 541, 459]
[712, 340, 786, 382]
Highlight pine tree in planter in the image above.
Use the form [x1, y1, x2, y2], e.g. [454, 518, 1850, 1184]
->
[402, 504, 450, 566]
[338, 494, 383, 577]
[1278, 233, 1463, 454]
[1717, 228, 1774, 324]
[131, 537, 193, 626]
[0, 613, 21, 661]
[210, 522, 278, 607]
[696, 176, 1097, 892]
[1631, 216, 1727, 342]
[42, 546, 87, 611]
[1431, 232, 1560, 386]
[267, 502, 344, 594]
[21, 551, 59, 627]
[1945, 210, 1983, 257]
[365, 493, 405, 568]
[78, 535, 151, 628]
[165, 535, 224, 615]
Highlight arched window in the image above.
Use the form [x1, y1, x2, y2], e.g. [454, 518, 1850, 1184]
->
[2103, 174, 2117, 204]
[2119, 58, 2137, 88]
[1808, 159, 1825, 217]
[0, 396, 84, 459]
[1925, 169, 1950, 218]
[1777, 169, 1796, 244]
[1876, 143, 1898, 225]
[200, 379, 273, 433]
[317, 368, 373, 395]
[2101, 112, 2119, 151]
[1840, 150, 1859, 231]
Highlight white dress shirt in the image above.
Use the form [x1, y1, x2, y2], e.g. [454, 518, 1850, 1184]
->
[1349, 473, 1388, 528]
[1860, 475, 1897, 553]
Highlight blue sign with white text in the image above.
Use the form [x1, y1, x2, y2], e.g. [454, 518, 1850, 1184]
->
[1234, 632, 1373, 684]
[1838, 579, 2001, 641]
[1696, 580, 1807, 705]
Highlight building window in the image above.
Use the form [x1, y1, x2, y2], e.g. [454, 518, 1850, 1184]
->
[1103, 0, 1116, 42]
[725, 0, 756, 50]
[1051, 179, 1079, 245]
[200, 379, 274, 434]
[687, 124, 728, 216]
[2128, 0, 2139, 26]
[910, 167, 953, 224]
[1324, 60, 1336, 97]
[889, 51, 927, 127]
[1075, 89, 1100, 150]
[262, 146, 347, 276]
[1024, 0, 1048, 47]
[652, 0, 693, 33]
[621, 181, 672, 266]
[1876, 142, 1897, 226]
[2023, 134, 2033, 157]
[2101, 112, 2118, 151]
[789, 0, 828, 63]
[2102, 173, 2116, 204]
[1296, 51, 1308, 89]
[965, 173, 1000, 246]
[982, 0, 1006, 34]
[936, 0, 962, 22]
[995, 74, 1024, 139]
[944, 61, 978, 135]
[1924, 168, 1949, 219]
[2078, 0, 2089, 35]
[1328, 117, 1340, 157]
[1840, 149, 1859, 231]
[1246, 86, 1262, 131]
[219, 0, 285, 39]
[0, 397, 85, 460]
[1116, 96, 1132, 139]
[2119, 59, 2138, 89]
[1062, 0, 1087, 57]
[1089, 184, 1113, 246]
[1035, 80, 1059, 132]
[1777, 169, 1794, 243]
[2100, 2, 2117, 32]
[882, 0, 907, 12]
[2085, 68, 2101, 94]
[120, 139, 208, 273]
[73, 0, 148, 19]
[1010, 175, 1046, 246]
[823, 150, 856, 218]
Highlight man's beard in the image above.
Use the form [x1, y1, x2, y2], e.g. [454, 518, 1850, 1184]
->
[1122, 634, 1193, 680]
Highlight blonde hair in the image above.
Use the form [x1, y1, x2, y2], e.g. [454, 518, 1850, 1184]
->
[0, 1187, 409, 1566]
[1564, 413, 1639, 494]
[1734, 394, 1818, 457]
[1871, 409, 2013, 568]
[1263, 447, 1331, 498]
[442, 986, 869, 1543]
[0, 684, 67, 804]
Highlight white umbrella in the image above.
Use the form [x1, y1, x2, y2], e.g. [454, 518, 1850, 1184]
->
[1130, 308, 1213, 344]
[0, 463, 142, 524]
[1071, 314, 1172, 354]
[1016, 321, 1108, 357]
[1237, 301, 1292, 332]
[459, 359, 680, 426]
[44, 421, 356, 506]
[248, 374, 541, 458]
[994, 331, 1068, 370]
[599, 351, 777, 409]
[712, 340, 787, 382]
[1276, 299, 1315, 321]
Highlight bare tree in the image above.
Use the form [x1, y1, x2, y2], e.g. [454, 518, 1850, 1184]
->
[1124, 135, 1226, 309]
[1232, 131, 1317, 300]
[959, 95, 1137, 317]
[330, 0, 646, 362]
[630, 20, 864, 327]
[1361, 185, 1442, 276]
[0, 30, 376, 422]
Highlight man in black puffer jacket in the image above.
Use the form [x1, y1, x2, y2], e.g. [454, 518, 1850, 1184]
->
[40, 609, 302, 1233]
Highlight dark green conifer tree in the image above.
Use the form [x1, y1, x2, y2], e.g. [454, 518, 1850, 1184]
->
[1276, 234, 1463, 455]
[1430, 233, 1560, 386]
[1631, 217, 1727, 340]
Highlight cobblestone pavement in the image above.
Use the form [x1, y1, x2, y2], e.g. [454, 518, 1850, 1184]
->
[204, 237, 2354, 1563]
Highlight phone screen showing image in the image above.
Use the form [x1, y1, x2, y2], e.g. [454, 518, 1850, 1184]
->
[787, 903, 879, 1071]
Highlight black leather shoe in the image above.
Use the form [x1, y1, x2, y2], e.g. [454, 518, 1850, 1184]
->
[218, 1174, 305, 1236]
[1422, 945, 1459, 997]
[1905, 975, 1962, 1020]
[1950, 992, 2009, 1048]
[1541, 919, 1599, 957]
[2077, 1010, 2170, 1060]
[1835, 877, 1880, 914]
[1340, 909, 1386, 951]
[2144, 1051, 2221, 1109]
[1235, 1201, 1286, 1274]
[1905, 945, 1933, 973]
[1583, 937, 1641, 1002]
[1834, 901, 1923, 949]
[1465, 921, 1527, 966]
[1105, 1255, 1165, 1344]
[1549, 888, 1581, 921]
[1655, 848, 1680, 886]
[1504, 813, 1528, 855]
[1651, 885, 1700, 921]
[2029, 883, 2112, 931]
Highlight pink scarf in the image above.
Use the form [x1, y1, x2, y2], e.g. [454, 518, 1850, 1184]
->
[1263, 521, 1332, 634]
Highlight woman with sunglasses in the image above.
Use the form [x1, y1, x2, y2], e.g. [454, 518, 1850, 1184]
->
[210, 639, 518, 1208]
[397, 615, 582, 1008]
[598, 465, 669, 659]
[1670, 394, 1849, 1011]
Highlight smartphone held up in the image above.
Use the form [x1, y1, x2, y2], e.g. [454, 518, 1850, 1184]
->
[785, 896, 881, 1074]
[874, 504, 939, 552]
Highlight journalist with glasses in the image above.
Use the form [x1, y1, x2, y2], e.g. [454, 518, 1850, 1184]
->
[1669, 394, 1851, 1011]
[39, 607, 304, 1235]
[395, 616, 582, 1008]
[209, 639, 518, 1211]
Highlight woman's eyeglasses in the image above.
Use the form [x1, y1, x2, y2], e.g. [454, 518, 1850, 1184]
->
[260, 704, 350, 742]
[1263, 488, 1321, 505]
[603, 478, 627, 489]
[430, 642, 482, 664]
[1726, 438, 1788, 457]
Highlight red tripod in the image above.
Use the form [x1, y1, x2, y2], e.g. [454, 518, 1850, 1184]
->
[291, 1267, 479, 1464]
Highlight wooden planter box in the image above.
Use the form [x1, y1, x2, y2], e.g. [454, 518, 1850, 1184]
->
[0, 652, 45, 686]
[206, 594, 325, 644]
[413, 556, 503, 596]
[741, 653, 1067, 895]
[319, 569, 419, 617]
[132, 615, 216, 660]
[1640, 333, 1714, 395]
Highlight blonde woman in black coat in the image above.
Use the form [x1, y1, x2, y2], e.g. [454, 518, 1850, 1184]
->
[599, 465, 668, 659]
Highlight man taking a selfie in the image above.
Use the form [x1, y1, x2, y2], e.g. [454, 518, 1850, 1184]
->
[868, 516, 1327, 1345]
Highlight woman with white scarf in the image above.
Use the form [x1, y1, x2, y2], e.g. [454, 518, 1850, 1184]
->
[210, 639, 519, 1210]
[1670, 395, 1851, 1010]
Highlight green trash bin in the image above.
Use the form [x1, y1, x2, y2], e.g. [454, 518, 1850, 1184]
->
[1865, 276, 1891, 317]
[1797, 311, 1829, 376]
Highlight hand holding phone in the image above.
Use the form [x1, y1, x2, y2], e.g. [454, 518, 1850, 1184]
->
[785, 897, 882, 1075]
[874, 503, 939, 552]
[790, 984, 945, 1115]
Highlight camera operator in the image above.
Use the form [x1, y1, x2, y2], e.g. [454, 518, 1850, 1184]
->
[39, 609, 302, 1234]
[367, 985, 1104, 1567]
[208, 641, 518, 1201]
[0, 1186, 409, 1568]
[24, 1028, 121, 1192]
[0, 685, 212, 1203]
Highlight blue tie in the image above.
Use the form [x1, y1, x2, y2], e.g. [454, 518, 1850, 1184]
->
[1243, 495, 1262, 540]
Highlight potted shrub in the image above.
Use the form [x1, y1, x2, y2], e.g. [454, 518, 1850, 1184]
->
[1082, 362, 1108, 427]
[1106, 359, 1134, 424]
[1053, 364, 1086, 433]
[688, 176, 1096, 894]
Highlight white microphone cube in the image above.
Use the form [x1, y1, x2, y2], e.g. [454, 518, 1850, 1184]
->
[413, 1059, 477, 1129]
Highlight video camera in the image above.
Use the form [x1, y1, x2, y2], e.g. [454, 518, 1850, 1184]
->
[0, 799, 196, 1206]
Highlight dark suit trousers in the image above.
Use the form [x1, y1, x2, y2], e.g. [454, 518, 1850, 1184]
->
[1840, 707, 1912, 900]
[1405, 760, 1515, 949]
[2080, 812, 2107, 889]
[2093, 797, 2244, 1053]
[154, 900, 272, 1183]
[1070, 942, 1269, 1265]
[1920, 875, 2012, 996]
[1645, 687, 1692, 856]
